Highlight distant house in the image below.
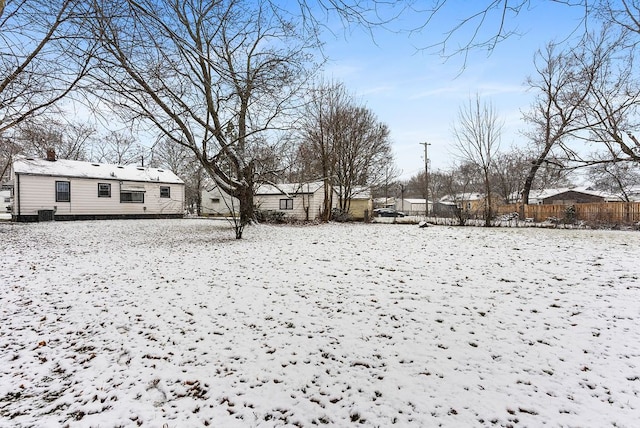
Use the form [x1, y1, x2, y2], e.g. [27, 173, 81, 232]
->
[255, 182, 337, 221]
[527, 187, 608, 205]
[201, 181, 376, 221]
[201, 181, 338, 221]
[10, 152, 184, 222]
[440, 193, 485, 212]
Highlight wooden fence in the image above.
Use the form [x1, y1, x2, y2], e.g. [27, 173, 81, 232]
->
[496, 202, 640, 224]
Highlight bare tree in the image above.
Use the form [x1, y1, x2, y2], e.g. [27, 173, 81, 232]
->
[333, 106, 393, 215]
[16, 120, 95, 160]
[298, 81, 394, 219]
[587, 157, 640, 201]
[371, 164, 402, 204]
[521, 41, 595, 204]
[491, 147, 531, 204]
[453, 94, 502, 226]
[90, 0, 315, 238]
[297, 81, 347, 221]
[575, 27, 640, 165]
[90, 130, 144, 165]
[0, 0, 92, 135]
[597, 0, 640, 37]
[288, 1, 593, 66]
[152, 138, 208, 215]
[440, 162, 480, 226]
[0, 136, 20, 183]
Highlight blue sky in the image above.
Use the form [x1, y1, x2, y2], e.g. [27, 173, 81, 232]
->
[319, 2, 589, 180]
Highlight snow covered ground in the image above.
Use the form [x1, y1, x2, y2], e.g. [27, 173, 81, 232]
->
[1, 219, 639, 427]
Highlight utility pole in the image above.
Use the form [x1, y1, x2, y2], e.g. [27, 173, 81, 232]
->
[420, 142, 431, 217]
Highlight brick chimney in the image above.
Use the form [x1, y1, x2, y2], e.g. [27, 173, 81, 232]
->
[46, 148, 56, 161]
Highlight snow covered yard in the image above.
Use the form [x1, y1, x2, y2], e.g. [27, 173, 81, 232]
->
[1, 219, 639, 427]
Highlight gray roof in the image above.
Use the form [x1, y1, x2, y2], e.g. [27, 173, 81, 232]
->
[13, 157, 183, 184]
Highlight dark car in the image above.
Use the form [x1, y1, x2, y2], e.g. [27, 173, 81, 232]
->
[374, 208, 405, 217]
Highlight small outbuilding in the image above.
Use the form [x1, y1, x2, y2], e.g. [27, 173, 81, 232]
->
[10, 153, 185, 222]
[344, 187, 373, 220]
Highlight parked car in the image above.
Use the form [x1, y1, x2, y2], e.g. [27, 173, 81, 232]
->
[499, 212, 519, 221]
[374, 208, 405, 217]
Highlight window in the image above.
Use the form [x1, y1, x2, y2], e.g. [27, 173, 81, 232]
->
[55, 181, 70, 202]
[210, 198, 220, 204]
[98, 183, 111, 198]
[120, 191, 144, 203]
[279, 199, 293, 210]
[160, 186, 170, 198]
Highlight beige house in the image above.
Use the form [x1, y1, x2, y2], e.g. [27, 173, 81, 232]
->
[10, 154, 184, 222]
[346, 187, 373, 220]
[440, 193, 485, 213]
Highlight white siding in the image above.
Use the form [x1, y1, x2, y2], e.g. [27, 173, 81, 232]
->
[201, 188, 239, 216]
[200, 183, 338, 220]
[255, 193, 324, 220]
[15, 174, 184, 217]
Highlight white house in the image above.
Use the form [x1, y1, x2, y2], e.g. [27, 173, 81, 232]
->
[201, 181, 338, 221]
[255, 182, 337, 221]
[10, 153, 185, 222]
[201, 185, 239, 216]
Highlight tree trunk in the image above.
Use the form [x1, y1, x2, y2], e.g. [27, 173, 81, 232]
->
[236, 187, 253, 239]
[235, 166, 255, 239]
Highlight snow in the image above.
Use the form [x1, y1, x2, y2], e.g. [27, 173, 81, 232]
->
[11, 157, 184, 184]
[1, 219, 639, 427]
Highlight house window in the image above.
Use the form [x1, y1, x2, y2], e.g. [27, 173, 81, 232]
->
[120, 191, 144, 203]
[210, 198, 220, 204]
[55, 181, 70, 202]
[279, 199, 293, 210]
[160, 186, 170, 198]
[98, 183, 111, 198]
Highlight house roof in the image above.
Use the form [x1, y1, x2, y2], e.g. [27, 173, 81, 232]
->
[12, 157, 183, 184]
[256, 181, 324, 196]
[528, 187, 610, 201]
[440, 192, 484, 202]
[403, 198, 428, 204]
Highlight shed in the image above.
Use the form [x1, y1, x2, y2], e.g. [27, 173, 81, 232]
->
[10, 155, 185, 222]
[345, 187, 373, 220]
